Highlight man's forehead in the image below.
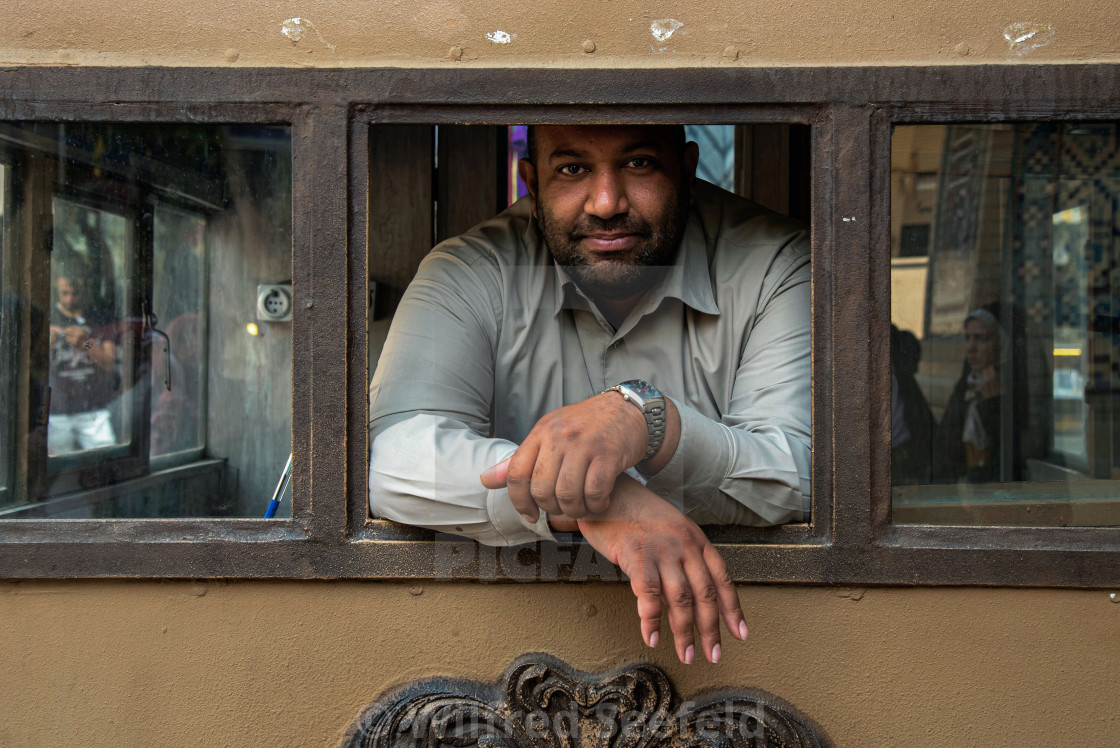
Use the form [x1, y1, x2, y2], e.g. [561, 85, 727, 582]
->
[535, 125, 679, 159]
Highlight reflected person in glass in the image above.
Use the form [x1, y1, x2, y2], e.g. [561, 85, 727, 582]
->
[47, 256, 120, 455]
[933, 304, 1029, 484]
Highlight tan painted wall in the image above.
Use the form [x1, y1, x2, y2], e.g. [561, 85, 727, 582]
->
[2, 0, 1118, 67]
[2, 581, 1119, 746]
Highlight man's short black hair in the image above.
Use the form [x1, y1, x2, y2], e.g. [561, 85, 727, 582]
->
[525, 124, 687, 165]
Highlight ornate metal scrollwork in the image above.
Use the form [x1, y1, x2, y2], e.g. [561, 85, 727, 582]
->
[342, 653, 830, 748]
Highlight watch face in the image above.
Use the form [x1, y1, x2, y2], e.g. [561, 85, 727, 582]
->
[623, 379, 662, 399]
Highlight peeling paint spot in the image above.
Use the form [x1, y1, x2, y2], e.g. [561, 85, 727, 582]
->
[281, 18, 308, 42]
[952, 42, 970, 57]
[722, 44, 740, 61]
[834, 587, 866, 601]
[650, 18, 683, 43]
[448, 45, 464, 61]
[486, 30, 512, 44]
[281, 17, 336, 53]
[1003, 22, 1053, 56]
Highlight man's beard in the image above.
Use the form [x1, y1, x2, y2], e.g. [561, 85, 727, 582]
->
[537, 186, 691, 300]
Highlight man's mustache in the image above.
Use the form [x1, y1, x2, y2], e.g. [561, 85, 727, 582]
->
[569, 215, 653, 239]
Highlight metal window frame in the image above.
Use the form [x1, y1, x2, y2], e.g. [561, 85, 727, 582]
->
[0, 65, 1117, 585]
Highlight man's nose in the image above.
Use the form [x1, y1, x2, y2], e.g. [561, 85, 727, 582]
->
[584, 169, 629, 218]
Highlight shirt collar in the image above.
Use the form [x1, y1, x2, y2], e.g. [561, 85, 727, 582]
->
[544, 204, 721, 319]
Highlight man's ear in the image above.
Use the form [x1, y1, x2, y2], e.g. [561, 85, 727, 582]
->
[517, 158, 539, 218]
[683, 141, 700, 199]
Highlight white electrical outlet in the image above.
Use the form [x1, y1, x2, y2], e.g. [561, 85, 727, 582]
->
[257, 284, 293, 322]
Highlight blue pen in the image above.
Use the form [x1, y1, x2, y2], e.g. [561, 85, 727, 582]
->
[265, 453, 293, 518]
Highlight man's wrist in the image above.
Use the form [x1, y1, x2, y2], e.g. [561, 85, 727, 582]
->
[547, 514, 579, 533]
[602, 379, 667, 461]
[601, 389, 653, 462]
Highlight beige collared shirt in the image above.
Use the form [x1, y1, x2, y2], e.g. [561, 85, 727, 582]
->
[368, 181, 811, 546]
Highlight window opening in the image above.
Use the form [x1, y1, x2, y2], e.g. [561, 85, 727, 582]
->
[370, 123, 813, 537]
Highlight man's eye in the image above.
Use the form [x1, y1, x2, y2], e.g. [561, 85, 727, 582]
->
[626, 157, 653, 168]
[558, 164, 586, 176]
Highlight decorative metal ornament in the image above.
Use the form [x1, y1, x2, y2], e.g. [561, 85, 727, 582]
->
[342, 653, 830, 748]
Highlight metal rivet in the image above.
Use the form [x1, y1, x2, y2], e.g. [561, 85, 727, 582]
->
[582, 40, 596, 54]
[1110, 592, 1119, 603]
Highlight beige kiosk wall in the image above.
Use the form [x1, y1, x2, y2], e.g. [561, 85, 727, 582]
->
[2, 581, 1119, 746]
[3, 1, 1120, 747]
[1, 0, 1117, 66]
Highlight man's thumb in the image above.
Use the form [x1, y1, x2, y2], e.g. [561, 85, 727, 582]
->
[479, 457, 511, 489]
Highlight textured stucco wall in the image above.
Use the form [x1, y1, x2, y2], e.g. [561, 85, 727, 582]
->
[2, 581, 1119, 746]
[1, 0, 1118, 67]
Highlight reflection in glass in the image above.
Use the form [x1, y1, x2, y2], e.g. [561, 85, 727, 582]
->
[48, 199, 133, 458]
[151, 206, 207, 459]
[891, 123, 1120, 526]
[0, 122, 292, 518]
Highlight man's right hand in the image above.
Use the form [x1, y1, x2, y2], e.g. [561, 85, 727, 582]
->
[576, 475, 748, 665]
[479, 392, 650, 520]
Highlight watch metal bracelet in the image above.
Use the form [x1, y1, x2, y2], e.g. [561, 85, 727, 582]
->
[602, 379, 666, 461]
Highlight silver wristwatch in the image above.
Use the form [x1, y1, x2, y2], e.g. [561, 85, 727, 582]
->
[603, 379, 666, 461]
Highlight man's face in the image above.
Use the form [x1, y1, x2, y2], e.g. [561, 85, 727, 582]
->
[56, 277, 82, 314]
[518, 125, 699, 300]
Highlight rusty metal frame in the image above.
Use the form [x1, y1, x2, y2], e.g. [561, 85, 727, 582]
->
[0, 65, 1118, 585]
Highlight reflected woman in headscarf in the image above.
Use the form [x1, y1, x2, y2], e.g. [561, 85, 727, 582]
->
[933, 303, 1030, 484]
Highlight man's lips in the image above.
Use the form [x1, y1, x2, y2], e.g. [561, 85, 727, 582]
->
[579, 233, 640, 252]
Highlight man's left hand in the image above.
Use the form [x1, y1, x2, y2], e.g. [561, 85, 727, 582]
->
[576, 475, 748, 664]
[480, 392, 651, 521]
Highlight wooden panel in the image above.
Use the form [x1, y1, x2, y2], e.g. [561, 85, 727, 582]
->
[735, 124, 812, 222]
[18, 152, 53, 501]
[436, 125, 506, 243]
[368, 125, 434, 295]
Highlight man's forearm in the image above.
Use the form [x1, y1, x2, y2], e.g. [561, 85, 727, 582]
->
[369, 413, 554, 546]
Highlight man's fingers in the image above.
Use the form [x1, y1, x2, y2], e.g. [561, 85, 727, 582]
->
[703, 544, 748, 641]
[529, 449, 562, 516]
[505, 442, 541, 522]
[682, 548, 723, 663]
[479, 457, 510, 489]
[554, 453, 592, 518]
[658, 557, 696, 664]
[624, 545, 663, 649]
[583, 457, 617, 515]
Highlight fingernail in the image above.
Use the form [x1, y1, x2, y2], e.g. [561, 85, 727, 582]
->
[684, 645, 694, 665]
[738, 621, 749, 640]
[649, 631, 659, 648]
[520, 514, 536, 524]
[711, 644, 721, 664]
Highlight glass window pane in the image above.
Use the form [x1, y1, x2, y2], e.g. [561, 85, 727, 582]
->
[151, 205, 207, 458]
[891, 123, 1120, 527]
[0, 122, 292, 518]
